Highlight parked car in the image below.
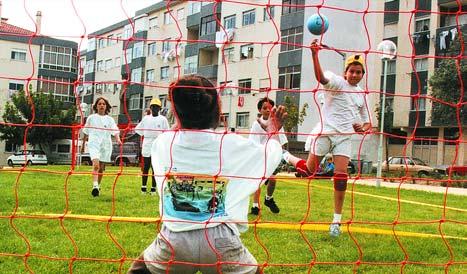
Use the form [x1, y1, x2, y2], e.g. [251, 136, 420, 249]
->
[372, 156, 434, 177]
[7, 150, 48, 166]
[436, 165, 467, 176]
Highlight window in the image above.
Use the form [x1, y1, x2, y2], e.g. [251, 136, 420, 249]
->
[133, 42, 144, 59]
[87, 38, 96, 51]
[164, 11, 173, 25]
[105, 59, 113, 71]
[200, 15, 218, 36]
[131, 67, 142, 83]
[282, 0, 304, 15]
[184, 55, 198, 74]
[224, 15, 236, 29]
[129, 94, 142, 110]
[97, 60, 104, 71]
[11, 50, 26, 61]
[222, 47, 235, 63]
[98, 38, 106, 48]
[414, 58, 428, 71]
[411, 97, 426, 111]
[123, 24, 132, 39]
[135, 17, 148, 33]
[105, 84, 113, 93]
[9, 81, 24, 91]
[240, 44, 254, 60]
[236, 112, 250, 128]
[107, 35, 115, 46]
[123, 47, 133, 63]
[263, 6, 275, 21]
[161, 66, 169, 80]
[384, 59, 396, 75]
[188, 2, 201, 15]
[280, 26, 303, 52]
[149, 17, 158, 29]
[177, 8, 185, 20]
[219, 81, 233, 96]
[146, 69, 155, 82]
[148, 43, 157, 55]
[415, 18, 430, 33]
[238, 79, 252, 94]
[40, 45, 77, 72]
[242, 9, 256, 26]
[39, 76, 73, 101]
[85, 60, 94, 73]
[278, 65, 301, 90]
[162, 39, 171, 52]
[144, 96, 152, 109]
[5, 141, 18, 153]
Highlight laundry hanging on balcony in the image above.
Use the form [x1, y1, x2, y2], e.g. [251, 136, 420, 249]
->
[215, 28, 235, 48]
[438, 27, 458, 51]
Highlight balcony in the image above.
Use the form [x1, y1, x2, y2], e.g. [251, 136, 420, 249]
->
[435, 23, 466, 64]
[198, 33, 216, 49]
[198, 64, 218, 79]
[412, 30, 430, 56]
[185, 43, 199, 57]
[187, 13, 200, 29]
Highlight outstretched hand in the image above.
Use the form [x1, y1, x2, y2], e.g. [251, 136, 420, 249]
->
[353, 123, 370, 133]
[258, 105, 287, 134]
[310, 39, 320, 55]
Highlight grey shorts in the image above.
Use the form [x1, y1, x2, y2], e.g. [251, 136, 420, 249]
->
[141, 224, 257, 274]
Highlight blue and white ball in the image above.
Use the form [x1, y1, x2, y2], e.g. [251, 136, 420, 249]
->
[306, 14, 329, 35]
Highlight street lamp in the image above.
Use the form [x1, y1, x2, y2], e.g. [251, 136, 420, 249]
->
[223, 83, 237, 132]
[376, 40, 397, 187]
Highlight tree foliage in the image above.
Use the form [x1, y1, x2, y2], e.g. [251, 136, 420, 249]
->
[429, 39, 467, 126]
[0, 90, 76, 150]
[282, 95, 309, 138]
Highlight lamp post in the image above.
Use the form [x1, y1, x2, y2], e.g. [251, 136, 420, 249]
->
[376, 40, 397, 187]
[224, 83, 237, 132]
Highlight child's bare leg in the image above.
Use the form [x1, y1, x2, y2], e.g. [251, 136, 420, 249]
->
[266, 178, 275, 197]
[98, 163, 105, 184]
[332, 155, 349, 215]
[92, 159, 100, 183]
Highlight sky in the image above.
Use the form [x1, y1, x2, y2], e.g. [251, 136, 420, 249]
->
[2, 0, 160, 48]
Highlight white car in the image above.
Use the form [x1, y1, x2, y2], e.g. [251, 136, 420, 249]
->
[7, 150, 48, 166]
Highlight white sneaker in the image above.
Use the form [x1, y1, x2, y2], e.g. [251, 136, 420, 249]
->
[329, 223, 341, 237]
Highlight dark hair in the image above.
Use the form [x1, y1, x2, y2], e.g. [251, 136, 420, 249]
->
[169, 75, 220, 129]
[257, 97, 275, 111]
[92, 97, 112, 114]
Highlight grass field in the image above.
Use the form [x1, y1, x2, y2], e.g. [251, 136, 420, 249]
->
[0, 165, 466, 273]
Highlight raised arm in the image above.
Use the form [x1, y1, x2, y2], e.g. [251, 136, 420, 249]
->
[311, 39, 329, 85]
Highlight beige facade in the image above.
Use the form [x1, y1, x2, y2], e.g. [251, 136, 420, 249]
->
[379, 0, 466, 166]
[217, 0, 282, 135]
[0, 39, 40, 165]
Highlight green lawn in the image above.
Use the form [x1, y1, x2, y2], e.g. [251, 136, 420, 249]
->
[0, 166, 465, 273]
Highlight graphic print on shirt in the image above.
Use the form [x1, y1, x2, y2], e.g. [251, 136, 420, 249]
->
[163, 174, 228, 221]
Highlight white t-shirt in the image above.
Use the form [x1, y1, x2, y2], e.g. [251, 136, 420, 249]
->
[135, 114, 170, 157]
[313, 71, 370, 134]
[82, 114, 119, 146]
[249, 117, 288, 146]
[151, 130, 282, 234]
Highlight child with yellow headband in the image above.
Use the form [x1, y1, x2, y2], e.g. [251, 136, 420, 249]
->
[284, 39, 371, 237]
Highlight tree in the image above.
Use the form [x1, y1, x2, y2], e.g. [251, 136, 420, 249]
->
[429, 38, 467, 126]
[0, 89, 76, 152]
[282, 95, 309, 142]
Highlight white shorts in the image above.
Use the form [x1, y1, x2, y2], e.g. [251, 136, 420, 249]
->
[88, 141, 112, 163]
[305, 134, 351, 158]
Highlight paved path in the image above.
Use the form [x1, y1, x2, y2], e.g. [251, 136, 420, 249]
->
[277, 173, 467, 196]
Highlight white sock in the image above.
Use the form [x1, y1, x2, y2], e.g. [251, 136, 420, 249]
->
[252, 203, 259, 208]
[332, 213, 342, 224]
[93, 181, 99, 188]
[265, 195, 273, 200]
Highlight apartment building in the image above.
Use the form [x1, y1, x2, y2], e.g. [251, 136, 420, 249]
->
[380, 0, 466, 166]
[0, 11, 78, 165]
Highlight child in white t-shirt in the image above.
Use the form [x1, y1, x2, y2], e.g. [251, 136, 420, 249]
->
[286, 39, 371, 237]
[135, 98, 170, 195]
[81, 97, 121, 197]
[128, 75, 287, 274]
[249, 97, 288, 215]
